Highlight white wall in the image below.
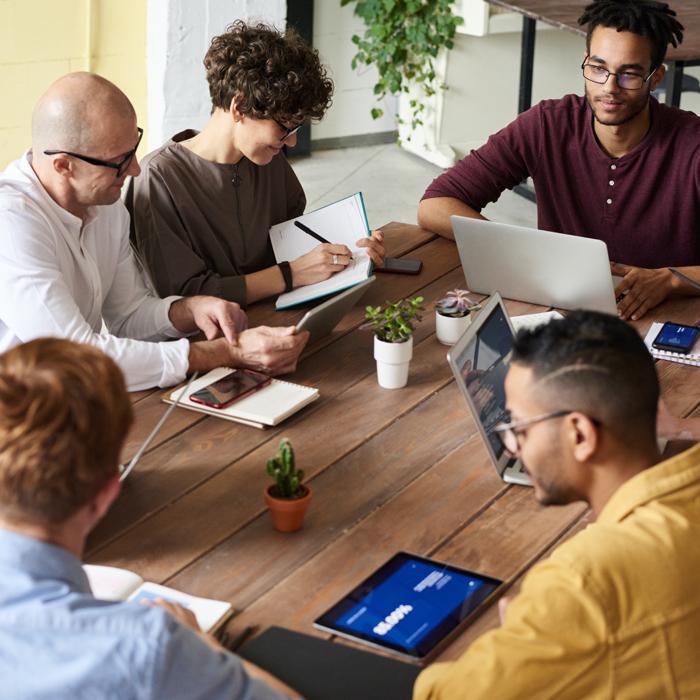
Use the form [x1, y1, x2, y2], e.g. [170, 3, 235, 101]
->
[146, 0, 285, 150]
[312, 1, 397, 141]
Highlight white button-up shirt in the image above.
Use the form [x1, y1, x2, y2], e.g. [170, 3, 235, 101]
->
[0, 154, 190, 390]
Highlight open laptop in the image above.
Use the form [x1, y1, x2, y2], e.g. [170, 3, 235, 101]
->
[446, 293, 531, 486]
[451, 216, 618, 314]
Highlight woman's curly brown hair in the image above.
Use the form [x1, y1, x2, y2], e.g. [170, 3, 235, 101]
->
[204, 21, 334, 124]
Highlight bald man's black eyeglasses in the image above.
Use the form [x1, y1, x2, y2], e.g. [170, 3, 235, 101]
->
[43, 127, 143, 178]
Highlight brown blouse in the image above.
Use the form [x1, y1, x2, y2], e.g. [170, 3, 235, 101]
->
[126, 130, 306, 306]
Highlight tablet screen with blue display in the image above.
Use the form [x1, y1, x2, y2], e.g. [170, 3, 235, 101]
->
[314, 552, 502, 659]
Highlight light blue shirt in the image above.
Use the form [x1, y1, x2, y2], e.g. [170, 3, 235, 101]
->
[0, 529, 288, 700]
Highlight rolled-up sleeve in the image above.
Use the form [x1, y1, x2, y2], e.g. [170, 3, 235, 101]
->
[421, 104, 543, 212]
[0, 205, 189, 391]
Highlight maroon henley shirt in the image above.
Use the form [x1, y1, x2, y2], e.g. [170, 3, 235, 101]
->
[423, 94, 700, 268]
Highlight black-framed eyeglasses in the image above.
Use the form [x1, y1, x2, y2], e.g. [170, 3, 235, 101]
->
[273, 118, 303, 142]
[581, 59, 656, 90]
[43, 127, 143, 179]
[491, 410, 601, 456]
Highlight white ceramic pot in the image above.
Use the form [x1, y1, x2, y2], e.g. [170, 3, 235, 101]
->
[373, 336, 413, 389]
[435, 310, 472, 345]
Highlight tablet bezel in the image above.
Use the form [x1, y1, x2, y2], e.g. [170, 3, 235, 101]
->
[313, 551, 503, 663]
[295, 276, 375, 341]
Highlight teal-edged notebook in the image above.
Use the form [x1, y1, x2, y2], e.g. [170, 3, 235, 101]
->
[270, 192, 373, 310]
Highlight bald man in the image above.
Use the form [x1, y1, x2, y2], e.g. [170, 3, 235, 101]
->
[0, 73, 307, 390]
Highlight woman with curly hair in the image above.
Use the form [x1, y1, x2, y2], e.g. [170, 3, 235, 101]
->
[127, 21, 385, 306]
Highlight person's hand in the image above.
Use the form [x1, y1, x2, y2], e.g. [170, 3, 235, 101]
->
[142, 597, 200, 630]
[230, 326, 309, 375]
[611, 263, 674, 321]
[498, 595, 513, 625]
[290, 243, 353, 288]
[356, 229, 385, 266]
[142, 598, 224, 652]
[170, 296, 248, 342]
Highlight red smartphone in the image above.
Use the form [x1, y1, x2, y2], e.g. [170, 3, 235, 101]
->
[189, 369, 271, 409]
[375, 257, 423, 275]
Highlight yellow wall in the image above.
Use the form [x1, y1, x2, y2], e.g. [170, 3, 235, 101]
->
[0, 0, 147, 169]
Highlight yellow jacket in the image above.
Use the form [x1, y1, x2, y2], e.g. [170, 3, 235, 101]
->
[414, 444, 700, 699]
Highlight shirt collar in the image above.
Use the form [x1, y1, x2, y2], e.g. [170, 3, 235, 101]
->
[0, 528, 90, 593]
[585, 94, 660, 164]
[598, 442, 700, 524]
[19, 151, 94, 231]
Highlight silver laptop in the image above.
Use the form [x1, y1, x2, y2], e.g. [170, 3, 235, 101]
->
[451, 216, 617, 314]
[446, 293, 531, 486]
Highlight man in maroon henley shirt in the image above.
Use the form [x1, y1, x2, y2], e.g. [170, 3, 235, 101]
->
[419, 0, 700, 321]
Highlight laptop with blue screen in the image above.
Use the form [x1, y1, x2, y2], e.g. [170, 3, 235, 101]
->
[446, 293, 531, 487]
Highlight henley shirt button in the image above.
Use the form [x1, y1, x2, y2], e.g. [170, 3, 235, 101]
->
[609, 180, 615, 186]
[606, 198, 613, 204]
[610, 164, 617, 170]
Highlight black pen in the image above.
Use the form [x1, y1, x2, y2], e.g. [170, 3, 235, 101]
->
[294, 220, 331, 245]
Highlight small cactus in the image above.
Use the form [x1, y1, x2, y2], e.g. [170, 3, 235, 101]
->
[266, 438, 305, 499]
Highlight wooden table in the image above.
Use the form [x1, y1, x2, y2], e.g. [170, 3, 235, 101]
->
[85, 223, 700, 680]
[488, 1, 700, 111]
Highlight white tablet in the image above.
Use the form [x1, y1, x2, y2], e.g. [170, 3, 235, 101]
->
[295, 276, 375, 341]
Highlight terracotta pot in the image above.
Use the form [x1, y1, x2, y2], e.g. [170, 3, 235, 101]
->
[264, 484, 312, 533]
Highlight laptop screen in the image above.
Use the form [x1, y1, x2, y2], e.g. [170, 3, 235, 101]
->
[452, 303, 513, 461]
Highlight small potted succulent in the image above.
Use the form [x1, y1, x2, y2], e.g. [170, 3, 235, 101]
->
[264, 438, 311, 533]
[435, 289, 481, 346]
[364, 296, 425, 389]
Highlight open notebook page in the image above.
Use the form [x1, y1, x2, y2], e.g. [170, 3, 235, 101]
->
[269, 193, 369, 261]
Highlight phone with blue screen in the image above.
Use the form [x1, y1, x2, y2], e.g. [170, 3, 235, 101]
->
[652, 322, 700, 355]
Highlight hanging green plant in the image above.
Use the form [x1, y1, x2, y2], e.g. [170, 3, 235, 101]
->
[340, 0, 463, 133]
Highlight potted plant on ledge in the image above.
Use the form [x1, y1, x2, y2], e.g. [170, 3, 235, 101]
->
[264, 438, 311, 533]
[364, 296, 424, 389]
[435, 289, 481, 346]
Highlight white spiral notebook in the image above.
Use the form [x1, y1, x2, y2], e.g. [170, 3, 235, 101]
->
[643, 322, 700, 367]
[163, 367, 319, 428]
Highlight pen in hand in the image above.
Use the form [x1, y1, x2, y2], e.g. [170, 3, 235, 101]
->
[294, 220, 331, 245]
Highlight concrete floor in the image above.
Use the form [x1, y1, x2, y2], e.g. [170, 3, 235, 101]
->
[289, 143, 537, 230]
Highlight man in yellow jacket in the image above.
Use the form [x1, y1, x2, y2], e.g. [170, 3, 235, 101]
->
[415, 309, 700, 699]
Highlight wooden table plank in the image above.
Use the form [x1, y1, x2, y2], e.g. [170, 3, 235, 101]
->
[167, 382, 482, 605]
[118, 226, 445, 465]
[97, 221, 700, 678]
[88, 243, 467, 554]
[222, 433, 507, 637]
[87, 317, 473, 578]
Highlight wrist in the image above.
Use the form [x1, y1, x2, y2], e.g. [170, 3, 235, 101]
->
[666, 268, 680, 294]
[168, 298, 192, 332]
[278, 261, 294, 292]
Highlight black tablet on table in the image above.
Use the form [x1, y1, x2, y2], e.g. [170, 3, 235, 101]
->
[314, 551, 502, 662]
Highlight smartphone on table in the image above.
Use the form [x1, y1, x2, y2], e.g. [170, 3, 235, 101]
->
[651, 322, 700, 355]
[189, 369, 271, 409]
[375, 257, 422, 275]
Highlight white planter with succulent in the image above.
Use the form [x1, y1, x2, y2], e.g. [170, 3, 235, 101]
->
[435, 289, 481, 346]
[364, 296, 425, 389]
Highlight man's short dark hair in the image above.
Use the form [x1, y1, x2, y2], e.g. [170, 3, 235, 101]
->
[512, 311, 659, 442]
[578, 0, 684, 70]
[204, 21, 333, 124]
